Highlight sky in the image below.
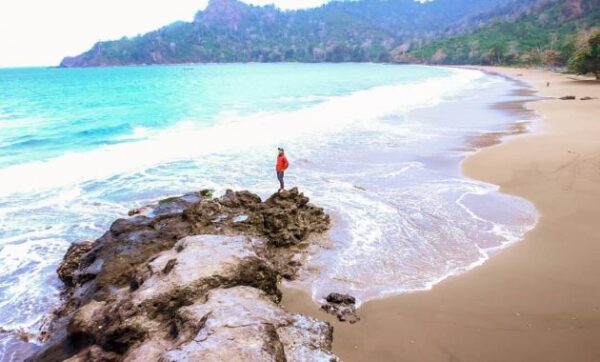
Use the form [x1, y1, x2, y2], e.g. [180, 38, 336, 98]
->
[0, 0, 330, 67]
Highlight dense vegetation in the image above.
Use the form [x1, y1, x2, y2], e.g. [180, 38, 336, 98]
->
[569, 31, 600, 79]
[60, 0, 525, 66]
[61, 0, 600, 75]
[409, 0, 600, 68]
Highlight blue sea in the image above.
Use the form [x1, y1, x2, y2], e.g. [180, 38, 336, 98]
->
[0, 63, 537, 356]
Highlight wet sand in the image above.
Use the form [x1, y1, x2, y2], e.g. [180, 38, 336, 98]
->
[281, 67, 600, 361]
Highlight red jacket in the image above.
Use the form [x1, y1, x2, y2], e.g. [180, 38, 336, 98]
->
[276, 154, 289, 172]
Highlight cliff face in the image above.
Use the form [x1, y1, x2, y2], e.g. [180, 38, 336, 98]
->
[29, 188, 338, 361]
[59, 0, 515, 67]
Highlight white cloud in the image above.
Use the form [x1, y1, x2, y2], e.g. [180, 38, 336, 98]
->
[0, 0, 330, 67]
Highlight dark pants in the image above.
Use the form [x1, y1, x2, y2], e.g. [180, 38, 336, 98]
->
[277, 171, 284, 189]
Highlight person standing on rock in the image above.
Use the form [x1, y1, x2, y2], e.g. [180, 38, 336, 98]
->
[276, 147, 289, 192]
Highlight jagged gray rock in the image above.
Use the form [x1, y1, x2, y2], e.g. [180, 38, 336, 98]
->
[29, 189, 338, 361]
[56, 239, 94, 287]
[125, 286, 339, 362]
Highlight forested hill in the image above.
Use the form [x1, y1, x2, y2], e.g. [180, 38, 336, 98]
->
[408, 0, 600, 66]
[60, 0, 598, 68]
[59, 0, 530, 67]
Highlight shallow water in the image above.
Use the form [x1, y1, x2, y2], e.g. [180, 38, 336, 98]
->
[287, 77, 539, 301]
[0, 64, 537, 354]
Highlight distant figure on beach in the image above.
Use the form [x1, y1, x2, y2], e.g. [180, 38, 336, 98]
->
[547, 81, 550, 87]
[276, 147, 289, 192]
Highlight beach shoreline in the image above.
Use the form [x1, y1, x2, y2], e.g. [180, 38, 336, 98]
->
[281, 66, 600, 361]
[0, 64, 539, 360]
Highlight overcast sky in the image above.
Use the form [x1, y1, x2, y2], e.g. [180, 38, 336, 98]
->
[0, 0, 331, 67]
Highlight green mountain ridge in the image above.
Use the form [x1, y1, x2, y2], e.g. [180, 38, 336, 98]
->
[59, 0, 598, 68]
[59, 0, 528, 66]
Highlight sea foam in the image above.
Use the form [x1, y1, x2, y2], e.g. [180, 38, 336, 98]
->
[0, 68, 481, 198]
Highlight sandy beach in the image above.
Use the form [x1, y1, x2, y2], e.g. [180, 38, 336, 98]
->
[282, 67, 600, 361]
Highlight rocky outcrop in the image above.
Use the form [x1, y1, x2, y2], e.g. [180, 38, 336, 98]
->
[30, 188, 338, 361]
[56, 240, 94, 287]
[126, 286, 336, 361]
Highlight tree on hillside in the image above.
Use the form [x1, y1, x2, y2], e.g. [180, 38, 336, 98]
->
[568, 31, 600, 79]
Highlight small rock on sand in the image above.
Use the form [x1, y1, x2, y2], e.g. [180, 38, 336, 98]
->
[321, 292, 360, 324]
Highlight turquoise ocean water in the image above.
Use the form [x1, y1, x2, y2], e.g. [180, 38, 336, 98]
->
[0, 64, 537, 356]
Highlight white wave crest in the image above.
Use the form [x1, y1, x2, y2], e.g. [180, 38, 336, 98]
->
[0, 68, 483, 197]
